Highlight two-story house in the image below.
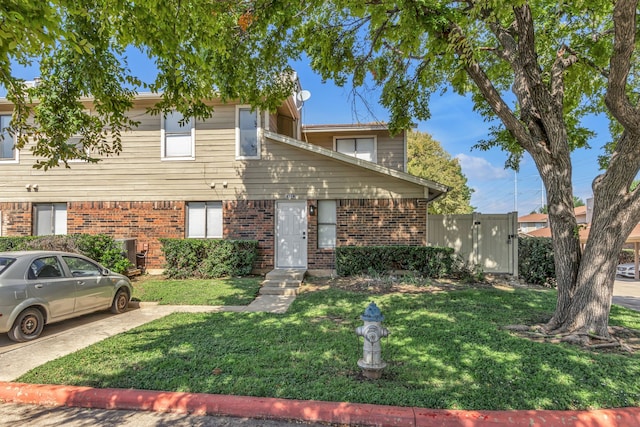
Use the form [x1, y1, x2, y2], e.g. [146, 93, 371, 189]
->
[0, 86, 448, 274]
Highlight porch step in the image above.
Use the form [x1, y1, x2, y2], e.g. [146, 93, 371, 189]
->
[259, 269, 306, 296]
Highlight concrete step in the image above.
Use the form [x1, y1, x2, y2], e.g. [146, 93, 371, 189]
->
[260, 268, 306, 296]
[259, 286, 299, 296]
[261, 279, 301, 288]
[265, 268, 306, 281]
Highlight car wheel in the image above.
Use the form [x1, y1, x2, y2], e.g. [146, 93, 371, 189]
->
[8, 308, 44, 342]
[111, 288, 130, 314]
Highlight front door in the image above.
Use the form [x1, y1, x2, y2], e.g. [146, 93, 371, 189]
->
[276, 201, 307, 268]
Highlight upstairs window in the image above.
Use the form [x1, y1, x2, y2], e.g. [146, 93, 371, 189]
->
[187, 202, 223, 238]
[335, 137, 376, 163]
[236, 106, 260, 159]
[33, 203, 67, 236]
[0, 115, 17, 162]
[162, 111, 195, 160]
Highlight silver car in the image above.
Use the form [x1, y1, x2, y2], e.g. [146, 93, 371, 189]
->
[0, 251, 133, 342]
[617, 263, 636, 278]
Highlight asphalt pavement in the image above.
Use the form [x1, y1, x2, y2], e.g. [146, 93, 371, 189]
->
[0, 402, 324, 427]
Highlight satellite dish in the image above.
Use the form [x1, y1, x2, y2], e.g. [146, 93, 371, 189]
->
[297, 90, 311, 102]
[295, 90, 312, 110]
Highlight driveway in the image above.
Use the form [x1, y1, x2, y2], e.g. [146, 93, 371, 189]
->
[0, 304, 181, 382]
[613, 277, 640, 312]
[0, 295, 294, 382]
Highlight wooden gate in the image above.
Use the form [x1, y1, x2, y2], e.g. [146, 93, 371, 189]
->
[428, 212, 518, 276]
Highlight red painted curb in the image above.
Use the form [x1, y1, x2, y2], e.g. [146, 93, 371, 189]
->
[1, 382, 639, 426]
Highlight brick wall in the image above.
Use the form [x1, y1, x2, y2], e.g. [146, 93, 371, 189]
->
[307, 198, 427, 270]
[224, 200, 275, 271]
[67, 201, 185, 268]
[337, 199, 427, 246]
[0, 202, 32, 235]
[1, 198, 427, 272]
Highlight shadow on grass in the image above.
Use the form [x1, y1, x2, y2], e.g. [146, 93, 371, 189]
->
[18, 287, 640, 411]
[132, 276, 262, 306]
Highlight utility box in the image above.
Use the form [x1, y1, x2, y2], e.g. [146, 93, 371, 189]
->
[116, 238, 137, 268]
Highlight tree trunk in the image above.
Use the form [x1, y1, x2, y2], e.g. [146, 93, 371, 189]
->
[545, 153, 640, 337]
[538, 159, 581, 332]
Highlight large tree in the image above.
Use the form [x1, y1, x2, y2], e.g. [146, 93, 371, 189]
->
[291, 0, 640, 340]
[408, 130, 474, 214]
[3, 1, 640, 340]
[1, 0, 297, 169]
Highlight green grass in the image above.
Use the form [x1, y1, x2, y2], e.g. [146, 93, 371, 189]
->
[131, 276, 261, 305]
[18, 286, 640, 410]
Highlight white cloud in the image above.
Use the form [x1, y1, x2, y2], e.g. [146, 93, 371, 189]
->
[455, 153, 510, 181]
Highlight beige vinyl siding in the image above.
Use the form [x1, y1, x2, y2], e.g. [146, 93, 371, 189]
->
[0, 105, 425, 202]
[303, 129, 405, 171]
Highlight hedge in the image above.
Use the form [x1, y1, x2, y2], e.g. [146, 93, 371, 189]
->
[160, 239, 258, 279]
[0, 234, 132, 274]
[518, 237, 556, 287]
[335, 245, 454, 277]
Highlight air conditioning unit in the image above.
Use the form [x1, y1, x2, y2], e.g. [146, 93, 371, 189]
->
[116, 238, 137, 268]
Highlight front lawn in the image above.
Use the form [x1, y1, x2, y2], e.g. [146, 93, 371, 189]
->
[17, 283, 640, 410]
[131, 276, 262, 305]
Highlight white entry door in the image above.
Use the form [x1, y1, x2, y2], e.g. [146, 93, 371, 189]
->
[276, 201, 307, 268]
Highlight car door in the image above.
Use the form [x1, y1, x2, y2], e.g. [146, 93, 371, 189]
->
[27, 256, 76, 319]
[61, 256, 113, 312]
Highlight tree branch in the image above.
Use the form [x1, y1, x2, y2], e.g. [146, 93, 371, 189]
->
[550, 46, 578, 112]
[451, 33, 534, 151]
[604, 0, 640, 133]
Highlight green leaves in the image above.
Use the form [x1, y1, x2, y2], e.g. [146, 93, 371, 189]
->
[408, 130, 475, 214]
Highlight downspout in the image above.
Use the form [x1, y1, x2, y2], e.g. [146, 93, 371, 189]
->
[425, 188, 429, 246]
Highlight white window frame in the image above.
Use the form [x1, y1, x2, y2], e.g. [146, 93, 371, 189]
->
[186, 201, 223, 238]
[235, 105, 261, 160]
[0, 115, 18, 164]
[317, 200, 337, 249]
[333, 136, 377, 163]
[161, 110, 195, 161]
[64, 109, 93, 163]
[33, 203, 67, 236]
[64, 135, 89, 163]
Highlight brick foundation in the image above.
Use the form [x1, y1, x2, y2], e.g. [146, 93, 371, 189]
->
[0, 203, 32, 235]
[66, 201, 185, 269]
[307, 198, 427, 271]
[224, 200, 275, 271]
[0, 198, 427, 272]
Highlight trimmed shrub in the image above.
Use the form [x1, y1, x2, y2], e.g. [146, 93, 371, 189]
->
[518, 237, 556, 287]
[160, 239, 258, 279]
[0, 234, 131, 274]
[336, 245, 454, 277]
[619, 249, 635, 264]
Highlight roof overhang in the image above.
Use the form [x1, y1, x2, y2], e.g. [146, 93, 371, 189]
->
[265, 130, 449, 202]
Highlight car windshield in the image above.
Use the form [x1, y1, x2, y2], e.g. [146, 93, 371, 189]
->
[0, 257, 16, 275]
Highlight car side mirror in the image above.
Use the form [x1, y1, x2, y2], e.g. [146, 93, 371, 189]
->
[101, 268, 111, 276]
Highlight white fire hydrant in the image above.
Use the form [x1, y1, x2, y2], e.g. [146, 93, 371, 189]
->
[355, 302, 389, 379]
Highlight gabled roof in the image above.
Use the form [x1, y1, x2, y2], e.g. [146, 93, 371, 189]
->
[303, 123, 391, 133]
[518, 213, 548, 223]
[523, 227, 551, 237]
[265, 130, 448, 202]
[574, 205, 587, 216]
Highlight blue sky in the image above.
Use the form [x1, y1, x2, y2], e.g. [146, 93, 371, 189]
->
[10, 55, 605, 215]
